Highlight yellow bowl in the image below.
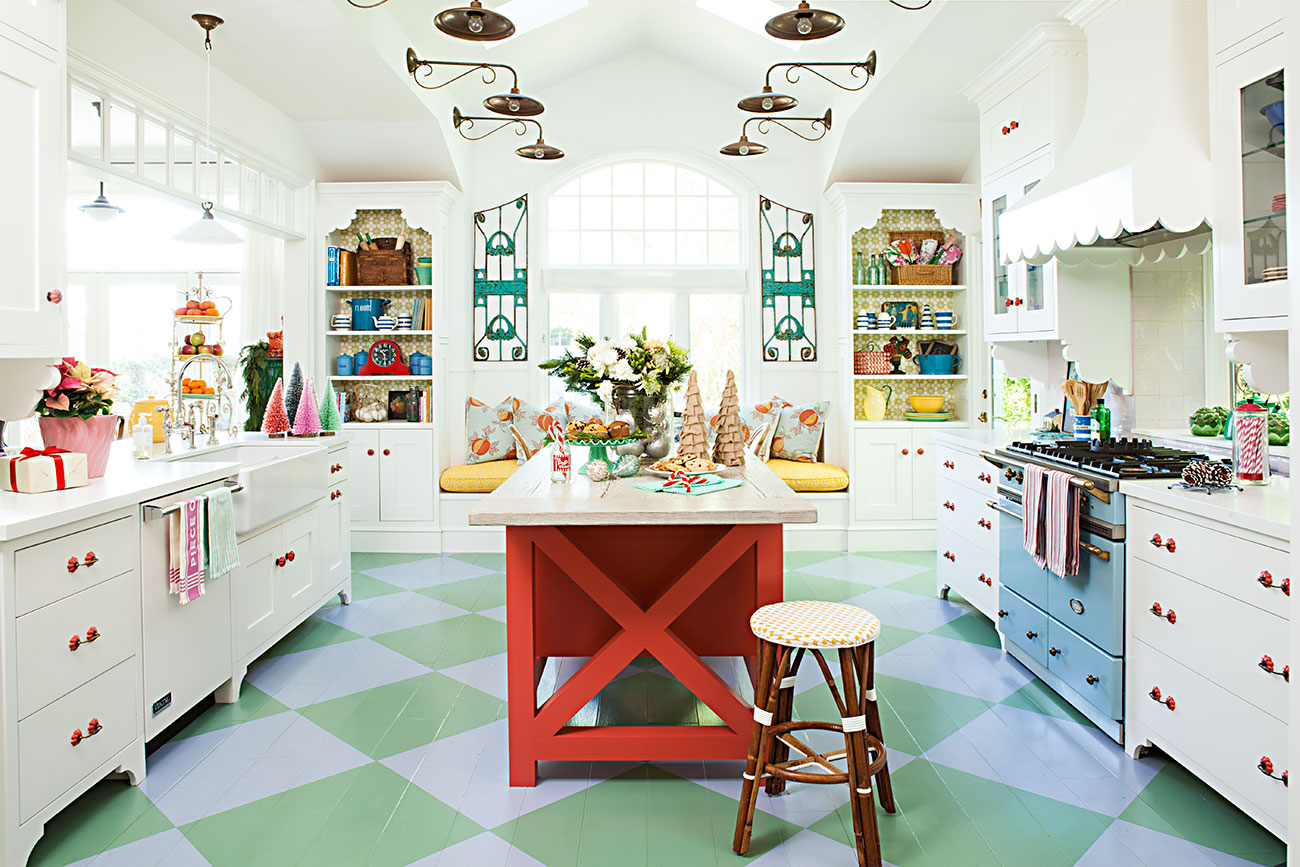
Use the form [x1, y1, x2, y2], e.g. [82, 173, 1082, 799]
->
[909, 395, 946, 413]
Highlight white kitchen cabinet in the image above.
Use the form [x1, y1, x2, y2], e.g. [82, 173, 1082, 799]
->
[350, 427, 435, 525]
[349, 429, 381, 524]
[852, 429, 934, 522]
[323, 478, 349, 589]
[230, 509, 318, 661]
[934, 437, 1001, 622]
[983, 155, 1059, 339]
[0, 0, 61, 51]
[0, 27, 64, 358]
[1210, 0, 1286, 58]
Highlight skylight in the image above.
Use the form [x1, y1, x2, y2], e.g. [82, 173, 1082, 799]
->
[483, 0, 588, 45]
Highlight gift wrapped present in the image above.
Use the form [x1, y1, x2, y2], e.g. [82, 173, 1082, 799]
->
[0, 447, 90, 494]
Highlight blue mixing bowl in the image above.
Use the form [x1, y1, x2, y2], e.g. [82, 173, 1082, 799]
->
[1261, 100, 1284, 134]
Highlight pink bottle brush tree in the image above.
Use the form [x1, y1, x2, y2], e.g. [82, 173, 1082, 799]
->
[292, 378, 322, 437]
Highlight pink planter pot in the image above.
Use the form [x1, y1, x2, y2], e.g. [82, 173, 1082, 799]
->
[39, 415, 122, 478]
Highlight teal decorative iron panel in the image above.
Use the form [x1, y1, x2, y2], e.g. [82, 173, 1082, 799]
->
[474, 195, 528, 361]
[759, 196, 816, 362]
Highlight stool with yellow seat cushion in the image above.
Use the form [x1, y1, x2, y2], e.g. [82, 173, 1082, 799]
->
[766, 459, 849, 493]
[439, 460, 517, 494]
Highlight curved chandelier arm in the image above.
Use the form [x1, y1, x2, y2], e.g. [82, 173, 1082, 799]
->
[407, 49, 519, 91]
[745, 112, 832, 143]
[452, 109, 539, 142]
[346, 0, 392, 7]
[765, 53, 877, 92]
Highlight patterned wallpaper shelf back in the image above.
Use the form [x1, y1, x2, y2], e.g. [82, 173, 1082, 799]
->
[332, 209, 432, 263]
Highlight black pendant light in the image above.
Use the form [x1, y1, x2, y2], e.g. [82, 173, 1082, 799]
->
[720, 109, 832, 157]
[765, 2, 843, 41]
[406, 48, 544, 116]
[452, 107, 564, 160]
[738, 53, 876, 112]
[79, 182, 125, 221]
[435, 1, 515, 41]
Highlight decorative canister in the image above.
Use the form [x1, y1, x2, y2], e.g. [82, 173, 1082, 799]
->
[374, 314, 396, 331]
[353, 349, 368, 370]
[919, 303, 935, 330]
[331, 312, 352, 331]
[396, 315, 413, 330]
[1072, 414, 1092, 441]
[854, 313, 871, 331]
[1232, 402, 1270, 485]
[935, 311, 955, 330]
[346, 297, 391, 331]
[415, 256, 433, 286]
[876, 311, 895, 330]
[336, 354, 354, 376]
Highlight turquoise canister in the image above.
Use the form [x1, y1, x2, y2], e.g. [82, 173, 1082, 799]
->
[336, 354, 354, 376]
[353, 349, 368, 371]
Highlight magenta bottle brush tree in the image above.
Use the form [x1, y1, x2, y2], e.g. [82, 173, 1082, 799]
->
[292, 377, 322, 437]
[261, 378, 289, 438]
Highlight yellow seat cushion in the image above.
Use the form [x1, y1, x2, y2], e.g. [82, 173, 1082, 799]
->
[766, 459, 849, 492]
[751, 601, 880, 648]
[439, 460, 517, 494]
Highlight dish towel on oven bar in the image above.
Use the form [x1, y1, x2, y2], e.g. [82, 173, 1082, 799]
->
[1045, 469, 1081, 577]
[1022, 464, 1048, 569]
[169, 497, 207, 604]
[205, 486, 240, 580]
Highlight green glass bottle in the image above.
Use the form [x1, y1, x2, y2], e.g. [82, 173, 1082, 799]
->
[869, 254, 881, 285]
[1090, 399, 1111, 442]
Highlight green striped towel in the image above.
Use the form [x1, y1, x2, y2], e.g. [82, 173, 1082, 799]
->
[205, 486, 240, 579]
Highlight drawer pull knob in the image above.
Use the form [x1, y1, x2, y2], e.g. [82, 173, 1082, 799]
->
[1085, 675, 1099, 685]
[367, 449, 375, 456]
[978, 573, 991, 586]
[978, 518, 991, 529]
[979, 472, 991, 483]
[944, 460, 955, 469]
[66, 551, 99, 573]
[943, 551, 955, 562]
[330, 463, 342, 473]
[383, 449, 391, 456]
[997, 609, 1008, 618]
[1148, 603, 1176, 624]
[1004, 468, 1014, 480]
[70, 718, 103, 746]
[1259, 656, 1290, 681]
[1048, 646, 1060, 656]
[1259, 757, 1288, 785]
[68, 626, 100, 651]
[1004, 297, 1014, 307]
[917, 448, 924, 455]
[286, 550, 295, 562]
[1001, 125, 1009, 135]
[1014, 297, 1024, 306]
[276, 556, 287, 568]
[1025, 630, 1037, 639]
[1148, 686, 1175, 710]
[1257, 572, 1290, 595]
[944, 501, 955, 511]
[1149, 534, 1175, 552]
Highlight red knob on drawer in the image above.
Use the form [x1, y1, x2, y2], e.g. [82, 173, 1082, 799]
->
[334, 490, 342, 500]
[1001, 125, 1010, 135]
[276, 556, 287, 568]
[68, 634, 81, 651]
[1014, 297, 1023, 306]
[1149, 687, 1175, 710]
[1150, 534, 1162, 547]
[70, 729, 82, 746]
[286, 551, 295, 562]
[1259, 757, 1288, 784]
[1149, 603, 1175, 624]
[1164, 538, 1176, 552]
[383, 449, 391, 456]
[367, 449, 375, 456]
[47, 289, 63, 304]
[85, 626, 99, 642]
[1149, 686, 1161, 701]
[901, 448, 909, 456]
[87, 718, 101, 735]
[944, 460, 955, 469]
[1009, 120, 1019, 130]
[1004, 298, 1013, 307]
[1259, 656, 1289, 680]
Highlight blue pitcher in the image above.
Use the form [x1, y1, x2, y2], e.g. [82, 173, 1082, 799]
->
[347, 298, 391, 331]
[353, 349, 368, 371]
[336, 354, 354, 376]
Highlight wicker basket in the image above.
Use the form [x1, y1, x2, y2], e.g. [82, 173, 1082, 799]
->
[855, 349, 889, 375]
[357, 238, 413, 286]
[888, 230, 954, 285]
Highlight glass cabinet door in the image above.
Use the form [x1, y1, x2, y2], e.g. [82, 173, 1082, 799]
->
[1021, 179, 1045, 312]
[1240, 69, 1286, 286]
[991, 194, 1011, 310]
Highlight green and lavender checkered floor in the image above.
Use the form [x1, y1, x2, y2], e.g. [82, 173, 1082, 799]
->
[29, 551, 1285, 866]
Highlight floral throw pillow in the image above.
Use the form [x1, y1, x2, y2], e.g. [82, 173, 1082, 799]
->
[738, 401, 781, 459]
[769, 397, 829, 463]
[512, 401, 568, 458]
[465, 397, 517, 464]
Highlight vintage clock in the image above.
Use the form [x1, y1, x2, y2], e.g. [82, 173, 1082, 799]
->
[357, 339, 411, 376]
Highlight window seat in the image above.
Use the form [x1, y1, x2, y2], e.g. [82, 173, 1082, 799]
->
[439, 460, 517, 494]
[765, 459, 849, 493]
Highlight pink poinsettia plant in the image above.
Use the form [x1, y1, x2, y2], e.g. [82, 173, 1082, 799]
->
[36, 357, 120, 419]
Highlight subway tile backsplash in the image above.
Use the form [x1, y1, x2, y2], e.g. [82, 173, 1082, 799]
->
[1130, 257, 1207, 430]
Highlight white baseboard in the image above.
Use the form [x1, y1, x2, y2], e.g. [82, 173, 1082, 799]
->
[441, 528, 505, 553]
[352, 527, 442, 553]
[847, 525, 936, 552]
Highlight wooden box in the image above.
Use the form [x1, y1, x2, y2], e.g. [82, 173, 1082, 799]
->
[357, 238, 412, 286]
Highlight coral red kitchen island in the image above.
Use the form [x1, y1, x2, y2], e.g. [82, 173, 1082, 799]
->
[469, 456, 816, 786]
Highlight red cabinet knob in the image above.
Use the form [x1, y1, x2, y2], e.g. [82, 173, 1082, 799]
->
[1259, 756, 1288, 785]
[1150, 534, 1162, 547]
[1149, 602, 1175, 624]
[1014, 297, 1023, 306]
[1009, 121, 1019, 130]
[276, 556, 286, 568]
[383, 449, 391, 456]
[367, 449, 375, 456]
[1259, 655, 1290, 681]
[69, 634, 81, 651]
[1001, 125, 1010, 135]
[901, 448, 909, 456]
[1257, 572, 1289, 595]
[286, 551, 295, 562]
[71, 718, 102, 746]
[1149, 686, 1175, 710]
[944, 460, 955, 469]
[47, 289, 63, 304]
[1004, 298, 1013, 307]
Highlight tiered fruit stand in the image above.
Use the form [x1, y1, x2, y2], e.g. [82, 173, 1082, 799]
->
[169, 273, 237, 441]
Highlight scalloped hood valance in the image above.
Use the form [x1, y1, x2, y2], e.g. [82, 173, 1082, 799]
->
[999, 0, 1211, 264]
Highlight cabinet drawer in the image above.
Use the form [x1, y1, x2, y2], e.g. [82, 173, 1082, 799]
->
[1130, 639, 1288, 827]
[17, 571, 139, 719]
[1045, 531, 1123, 655]
[996, 502, 1048, 609]
[1046, 619, 1122, 720]
[19, 658, 137, 822]
[998, 586, 1048, 667]
[326, 442, 349, 482]
[936, 445, 998, 498]
[1129, 557, 1289, 723]
[938, 479, 999, 553]
[938, 527, 996, 612]
[1128, 506, 1289, 619]
[15, 516, 136, 615]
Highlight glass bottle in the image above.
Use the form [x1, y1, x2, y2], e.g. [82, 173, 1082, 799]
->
[550, 430, 572, 484]
[877, 254, 889, 285]
[132, 421, 153, 459]
[852, 251, 864, 285]
[1089, 399, 1111, 442]
[1232, 402, 1270, 485]
[867, 254, 879, 285]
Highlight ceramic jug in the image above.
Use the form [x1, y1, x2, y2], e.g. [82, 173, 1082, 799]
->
[861, 383, 892, 422]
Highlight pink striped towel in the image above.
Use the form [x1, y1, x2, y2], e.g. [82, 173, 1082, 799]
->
[169, 497, 206, 604]
[1022, 464, 1047, 569]
[1045, 470, 1081, 577]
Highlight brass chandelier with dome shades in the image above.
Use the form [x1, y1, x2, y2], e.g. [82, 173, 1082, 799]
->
[738, 52, 876, 113]
[452, 108, 564, 160]
[406, 48, 544, 116]
[346, 0, 515, 41]
[765, 1, 931, 41]
[721, 109, 831, 157]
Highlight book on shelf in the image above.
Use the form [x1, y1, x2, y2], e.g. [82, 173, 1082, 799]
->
[327, 246, 341, 286]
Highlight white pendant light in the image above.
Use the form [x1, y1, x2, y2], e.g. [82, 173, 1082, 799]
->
[174, 14, 242, 246]
[79, 182, 125, 221]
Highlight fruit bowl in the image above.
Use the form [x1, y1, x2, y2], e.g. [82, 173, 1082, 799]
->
[909, 395, 946, 413]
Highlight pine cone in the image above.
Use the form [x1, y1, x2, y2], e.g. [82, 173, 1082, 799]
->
[572, 358, 591, 371]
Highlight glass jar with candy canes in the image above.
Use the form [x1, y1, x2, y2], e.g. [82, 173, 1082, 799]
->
[1232, 402, 1270, 486]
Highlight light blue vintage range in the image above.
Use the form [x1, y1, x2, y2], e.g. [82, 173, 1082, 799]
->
[980, 438, 1211, 745]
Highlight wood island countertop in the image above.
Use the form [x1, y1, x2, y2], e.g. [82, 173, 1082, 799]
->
[468, 455, 818, 526]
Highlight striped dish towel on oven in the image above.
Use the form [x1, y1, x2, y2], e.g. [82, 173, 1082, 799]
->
[1046, 470, 1081, 577]
[1022, 464, 1048, 569]
[169, 497, 207, 604]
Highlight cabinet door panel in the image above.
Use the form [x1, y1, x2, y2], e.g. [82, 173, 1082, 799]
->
[278, 509, 318, 617]
[348, 429, 381, 524]
[852, 429, 911, 522]
[379, 429, 435, 522]
[909, 430, 935, 519]
[0, 35, 63, 355]
[0, 0, 60, 52]
[1014, 156, 1058, 334]
[231, 527, 281, 660]
[984, 176, 1018, 336]
[323, 479, 348, 588]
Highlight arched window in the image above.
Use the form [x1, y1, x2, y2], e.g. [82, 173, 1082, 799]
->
[543, 160, 748, 406]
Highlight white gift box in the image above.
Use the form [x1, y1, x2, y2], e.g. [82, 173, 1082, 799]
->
[0, 450, 90, 494]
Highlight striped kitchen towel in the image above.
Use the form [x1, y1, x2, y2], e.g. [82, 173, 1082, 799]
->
[1021, 463, 1048, 569]
[205, 486, 240, 580]
[1045, 469, 1081, 577]
[169, 497, 206, 604]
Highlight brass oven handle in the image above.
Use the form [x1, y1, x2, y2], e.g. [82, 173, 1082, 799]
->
[979, 452, 1112, 504]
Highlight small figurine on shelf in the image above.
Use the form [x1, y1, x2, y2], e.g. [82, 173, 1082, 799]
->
[261, 378, 289, 438]
[292, 378, 322, 437]
[319, 382, 343, 435]
[712, 370, 746, 466]
[285, 362, 304, 428]
[266, 330, 283, 358]
[883, 336, 912, 375]
[678, 371, 709, 461]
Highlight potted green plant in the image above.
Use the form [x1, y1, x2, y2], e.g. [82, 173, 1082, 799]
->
[34, 358, 122, 477]
[1268, 412, 1289, 446]
[1188, 406, 1229, 437]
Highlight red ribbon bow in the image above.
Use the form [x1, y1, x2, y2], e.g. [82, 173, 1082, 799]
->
[10, 446, 71, 491]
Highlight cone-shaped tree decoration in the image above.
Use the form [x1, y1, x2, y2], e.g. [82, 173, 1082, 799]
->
[319, 381, 342, 435]
[713, 370, 745, 466]
[677, 370, 709, 461]
[284, 361, 304, 428]
[292, 377, 322, 437]
[261, 378, 289, 438]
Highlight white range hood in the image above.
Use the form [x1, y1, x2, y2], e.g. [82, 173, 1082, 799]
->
[999, 0, 1211, 264]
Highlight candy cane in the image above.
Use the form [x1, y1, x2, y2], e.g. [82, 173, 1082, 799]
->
[1236, 415, 1266, 481]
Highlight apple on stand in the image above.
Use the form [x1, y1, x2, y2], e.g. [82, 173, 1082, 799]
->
[210, 344, 223, 357]
[189, 332, 205, 347]
[197, 345, 212, 355]
[180, 345, 196, 356]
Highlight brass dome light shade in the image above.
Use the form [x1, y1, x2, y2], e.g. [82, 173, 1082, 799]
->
[738, 52, 876, 112]
[765, 2, 843, 40]
[406, 48, 544, 116]
[720, 109, 832, 157]
[435, 1, 515, 41]
[452, 107, 564, 160]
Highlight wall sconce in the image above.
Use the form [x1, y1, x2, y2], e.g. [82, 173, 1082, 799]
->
[452, 108, 564, 160]
[764, 2, 844, 40]
[720, 109, 832, 156]
[737, 52, 876, 113]
[347, 1, 516, 41]
[407, 48, 544, 116]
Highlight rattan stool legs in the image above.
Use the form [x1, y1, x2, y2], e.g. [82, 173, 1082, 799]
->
[732, 638, 894, 867]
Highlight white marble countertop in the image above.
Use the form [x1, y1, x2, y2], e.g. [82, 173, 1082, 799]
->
[934, 428, 1025, 450]
[1121, 476, 1291, 543]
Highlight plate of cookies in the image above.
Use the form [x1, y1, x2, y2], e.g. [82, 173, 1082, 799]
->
[647, 455, 718, 476]
[561, 418, 643, 444]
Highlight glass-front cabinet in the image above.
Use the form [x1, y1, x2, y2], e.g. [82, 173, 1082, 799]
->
[983, 155, 1057, 338]
[1213, 30, 1288, 329]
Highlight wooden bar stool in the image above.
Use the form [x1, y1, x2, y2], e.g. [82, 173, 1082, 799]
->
[733, 600, 895, 867]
